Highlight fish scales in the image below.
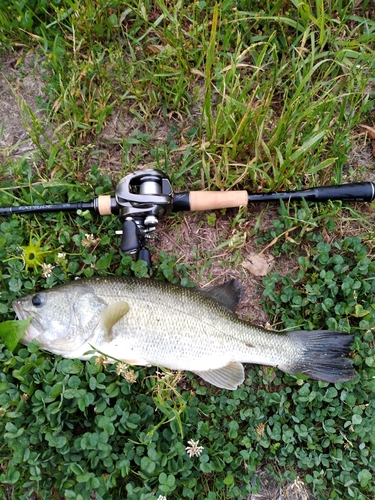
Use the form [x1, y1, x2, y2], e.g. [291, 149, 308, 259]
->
[87, 277, 293, 370]
[13, 276, 356, 389]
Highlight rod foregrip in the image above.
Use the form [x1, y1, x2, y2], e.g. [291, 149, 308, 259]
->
[96, 195, 114, 215]
[172, 190, 249, 211]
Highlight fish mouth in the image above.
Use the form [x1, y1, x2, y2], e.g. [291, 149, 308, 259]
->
[12, 300, 43, 345]
[13, 300, 26, 320]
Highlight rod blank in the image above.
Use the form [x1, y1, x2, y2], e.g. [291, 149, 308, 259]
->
[1, 182, 374, 216]
[0, 201, 95, 216]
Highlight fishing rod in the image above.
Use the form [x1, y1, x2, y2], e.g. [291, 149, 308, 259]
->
[1, 169, 374, 266]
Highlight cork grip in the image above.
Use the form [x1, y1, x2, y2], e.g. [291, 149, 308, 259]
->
[97, 195, 113, 215]
[189, 191, 248, 211]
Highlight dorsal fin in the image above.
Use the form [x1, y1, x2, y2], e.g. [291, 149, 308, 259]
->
[199, 279, 243, 313]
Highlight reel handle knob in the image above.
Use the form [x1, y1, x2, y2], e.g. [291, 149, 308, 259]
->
[138, 248, 152, 269]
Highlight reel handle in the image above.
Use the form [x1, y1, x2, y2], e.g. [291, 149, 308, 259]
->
[120, 219, 140, 254]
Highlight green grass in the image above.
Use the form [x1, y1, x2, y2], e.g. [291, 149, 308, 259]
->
[1, 1, 375, 499]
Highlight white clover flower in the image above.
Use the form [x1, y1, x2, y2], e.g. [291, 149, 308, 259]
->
[185, 439, 204, 458]
[41, 263, 54, 278]
[157, 496, 167, 500]
[116, 363, 137, 383]
[125, 369, 137, 384]
[116, 362, 128, 377]
[95, 355, 109, 368]
[55, 252, 67, 262]
[82, 233, 100, 247]
[55, 252, 68, 268]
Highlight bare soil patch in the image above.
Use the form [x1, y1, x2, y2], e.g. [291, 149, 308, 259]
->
[0, 51, 51, 161]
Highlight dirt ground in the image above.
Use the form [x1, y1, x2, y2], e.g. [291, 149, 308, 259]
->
[1, 48, 375, 500]
[0, 51, 49, 157]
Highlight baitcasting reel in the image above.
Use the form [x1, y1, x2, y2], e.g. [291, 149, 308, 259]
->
[114, 169, 173, 267]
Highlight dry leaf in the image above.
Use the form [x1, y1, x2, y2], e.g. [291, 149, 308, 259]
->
[359, 124, 375, 138]
[242, 253, 274, 277]
[359, 124, 375, 157]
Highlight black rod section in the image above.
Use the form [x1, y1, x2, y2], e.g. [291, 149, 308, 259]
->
[0, 201, 96, 216]
[172, 192, 191, 211]
[247, 182, 375, 204]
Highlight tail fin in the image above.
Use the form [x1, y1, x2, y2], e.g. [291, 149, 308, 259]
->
[281, 330, 356, 383]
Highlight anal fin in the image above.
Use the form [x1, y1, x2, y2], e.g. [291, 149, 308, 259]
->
[193, 361, 244, 390]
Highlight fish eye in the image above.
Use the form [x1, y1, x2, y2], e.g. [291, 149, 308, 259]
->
[32, 294, 43, 307]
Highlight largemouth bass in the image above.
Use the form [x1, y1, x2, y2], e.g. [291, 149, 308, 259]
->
[12, 276, 355, 389]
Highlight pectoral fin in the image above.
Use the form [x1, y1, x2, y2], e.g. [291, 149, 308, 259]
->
[100, 301, 130, 341]
[193, 361, 245, 390]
